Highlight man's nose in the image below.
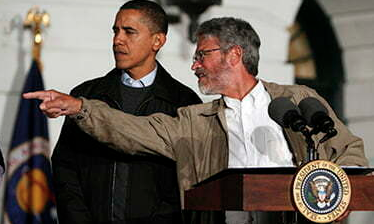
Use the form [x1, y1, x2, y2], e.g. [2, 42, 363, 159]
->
[113, 32, 125, 45]
[191, 60, 201, 71]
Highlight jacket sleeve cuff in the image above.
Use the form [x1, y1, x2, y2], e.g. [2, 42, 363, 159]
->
[69, 97, 91, 121]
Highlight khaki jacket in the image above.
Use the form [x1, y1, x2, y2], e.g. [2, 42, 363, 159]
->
[73, 81, 368, 208]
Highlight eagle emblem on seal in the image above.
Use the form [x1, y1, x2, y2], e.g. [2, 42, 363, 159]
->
[310, 175, 336, 208]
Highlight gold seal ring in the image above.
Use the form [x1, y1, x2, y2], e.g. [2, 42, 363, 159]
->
[293, 160, 351, 223]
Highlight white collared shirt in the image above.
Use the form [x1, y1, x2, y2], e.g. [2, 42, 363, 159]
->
[224, 80, 294, 168]
[121, 64, 157, 88]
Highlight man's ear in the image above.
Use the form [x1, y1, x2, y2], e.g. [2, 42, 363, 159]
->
[227, 45, 243, 66]
[152, 33, 166, 51]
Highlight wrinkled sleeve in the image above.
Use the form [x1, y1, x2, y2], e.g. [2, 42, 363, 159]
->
[71, 98, 186, 161]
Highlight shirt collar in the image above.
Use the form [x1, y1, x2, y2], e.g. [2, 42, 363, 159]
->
[223, 79, 267, 109]
[121, 64, 157, 88]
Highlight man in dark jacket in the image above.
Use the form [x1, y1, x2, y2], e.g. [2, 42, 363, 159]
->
[51, 1, 201, 224]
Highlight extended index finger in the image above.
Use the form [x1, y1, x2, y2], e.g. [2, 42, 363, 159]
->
[23, 91, 52, 101]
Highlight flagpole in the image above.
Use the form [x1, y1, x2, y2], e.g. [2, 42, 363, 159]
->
[23, 7, 50, 71]
[2, 7, 57, 224]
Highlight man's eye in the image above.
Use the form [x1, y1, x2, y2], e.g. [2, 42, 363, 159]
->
[125, 30, 136, 35]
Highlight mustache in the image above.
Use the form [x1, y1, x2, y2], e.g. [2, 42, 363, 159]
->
[113, 45, 127, 54]
[194, 68, 205, 77]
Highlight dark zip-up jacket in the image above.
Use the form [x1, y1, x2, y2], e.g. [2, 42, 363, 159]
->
[51, 62, 202, 224]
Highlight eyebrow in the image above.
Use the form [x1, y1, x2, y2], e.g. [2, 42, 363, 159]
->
[112, 25, 138, 32]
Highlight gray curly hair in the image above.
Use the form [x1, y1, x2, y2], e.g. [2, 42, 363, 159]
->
[195, 17, 261, 76]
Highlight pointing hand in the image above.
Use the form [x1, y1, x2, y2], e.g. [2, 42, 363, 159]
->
[23, 90, 83, 118]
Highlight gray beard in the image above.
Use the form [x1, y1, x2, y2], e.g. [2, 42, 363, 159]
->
[198, 73, 231, 95]
[198, 82, 216, 95]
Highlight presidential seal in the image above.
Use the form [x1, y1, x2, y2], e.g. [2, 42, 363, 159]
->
[293, 160, 351, 223]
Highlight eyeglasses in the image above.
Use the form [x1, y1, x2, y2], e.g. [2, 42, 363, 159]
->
[193, 48, 221, 63]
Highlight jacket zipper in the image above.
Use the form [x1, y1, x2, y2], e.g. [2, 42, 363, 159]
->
[111, 162, 117, 220]
[93, 94, 123, 221]
[95, 93, 153, 220]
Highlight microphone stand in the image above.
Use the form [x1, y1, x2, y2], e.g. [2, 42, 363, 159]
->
[299, 127, 318, 162]
[292, 128, 318, 224]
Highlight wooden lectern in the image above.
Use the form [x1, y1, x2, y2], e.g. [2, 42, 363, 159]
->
[184, 168, 374, 211]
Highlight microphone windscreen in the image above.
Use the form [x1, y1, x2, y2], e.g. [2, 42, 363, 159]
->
[298, 97, 328, 125]
[268, 97, 300, 127]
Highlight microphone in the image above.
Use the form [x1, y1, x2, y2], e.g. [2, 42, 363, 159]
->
[268, 97, 307, 134]
[298, 97, 337, 143]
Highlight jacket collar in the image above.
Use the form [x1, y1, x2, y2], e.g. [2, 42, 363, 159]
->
[89, 68, 122, 103]
[200, 98, 226, 116]
[262, 80, 296, 103]
[91, 61, 182, 105]
[151, 61, 182, 105]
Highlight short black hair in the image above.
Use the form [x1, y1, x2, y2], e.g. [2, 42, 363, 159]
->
[120, 0, 168, 34]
